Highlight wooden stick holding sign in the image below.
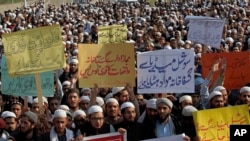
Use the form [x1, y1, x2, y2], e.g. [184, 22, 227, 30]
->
[35, 73, 44, 115]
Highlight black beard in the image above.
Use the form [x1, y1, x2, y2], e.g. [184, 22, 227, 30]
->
[157, 113, 170, 123]
[22, 127, 33, 136]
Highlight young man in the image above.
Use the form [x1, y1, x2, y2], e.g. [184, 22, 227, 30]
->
[114, 102, 146, 141]
[238, 86, 250, 112]
[208, 91, 224, 109]
[11, 111, 40, 141]
[41, 109, 74, 141]
[104, 98, 123, 125]
[2, 111, 18, 135]
[67, 88, 81, 114]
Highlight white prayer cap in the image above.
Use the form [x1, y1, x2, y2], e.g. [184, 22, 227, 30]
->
[112, 87, 125, 95]
[62, 81, 71, 86]
[32, 97, 48, 105]
[156, 98, 173, 109]
[88, 105, 103, 115]
[185, 40, 192, 44]
[146, 99, 157, 109]
[121, 102, 135, 110]
[32, 98, 39, 104]
[182, 105, 197, 117]
[240, 86, 250, 93]
[179, 95, 192, 103]
[167, 26, 173, 31]
[137, 34, 142, 37]
[127, 31, 133, 36]
[106, 98, 119, 105]
[164, 45, 172, 50]
[66, 41, 71, 44]
[54, 109, 67, 118]
[1, 111, 16, 119]
[225, 37, 234, 43]
[73, 49, 78, 55]
[195, 44, 202, 48]
[104, 93, 113, 102]
[96, 97, 104, 106]
[81, 88, 91, 93]
[58, 105, 70, 111]
[213, 86, 226, 92]
[208, 91, 222, 102]
[69, 58, 79, 64]
[80, 96, 90, 102]
[73, 110, 86, 119]
[84, 32, 89, 36]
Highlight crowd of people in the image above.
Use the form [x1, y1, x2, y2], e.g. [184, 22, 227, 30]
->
[0, 0, 249, 141]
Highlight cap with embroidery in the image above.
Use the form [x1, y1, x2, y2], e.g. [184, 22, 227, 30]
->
[54, 109, 67, 118]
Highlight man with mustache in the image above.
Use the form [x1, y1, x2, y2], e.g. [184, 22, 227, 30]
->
[11, 111, 40, 141]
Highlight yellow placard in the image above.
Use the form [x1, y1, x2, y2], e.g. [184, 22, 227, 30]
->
[98, 25, 127, 44]
[193, 105, 250, 141]
[78, 43, 135, 88]
[149, 0, 156, 6]
[2, 25, 65, 77]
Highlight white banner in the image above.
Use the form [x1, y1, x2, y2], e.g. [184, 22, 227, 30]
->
[187, 17, 225, 49]
[137, 50, 194, 94]
[142, 133, 185, 141]
[84, 132, 127, 141]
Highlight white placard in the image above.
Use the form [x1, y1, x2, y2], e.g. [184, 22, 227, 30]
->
[137, 50, 194, 94]
[187, 17, 225, 49]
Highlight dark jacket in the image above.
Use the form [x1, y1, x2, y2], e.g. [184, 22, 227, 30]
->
[114, 121, 146, 141]
[80, 122, 111, 137]
[11, 130, 41, 141]
[41, 131, 67, 141]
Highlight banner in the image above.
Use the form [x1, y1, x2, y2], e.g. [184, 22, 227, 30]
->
[1, 56, 54, 97]
[2, 25, 65, 77]
[137, 50, 194, 94]
[78, 43, 135, 87]
[201, 52, 250, 90]
[142, 133, 185, 141]
[193, 105, 250, 141]
[84, 132, 127, 141]
[98, 25, 127, 44]
[187, 17, 225, 48]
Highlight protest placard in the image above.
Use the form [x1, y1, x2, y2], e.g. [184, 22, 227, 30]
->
[84, 132, 127, 141]
[142, 133, 185, 141]
[137, 50, 194, 94]
[78, 43, 135, 87]
[2, 24, 65, 77]
[2, 25, 65, 114]
[193, 105, 250, 141]
[149, 0, 156, 6]
[201, 52, 250, 90]
[1, 55, 54, 97]
[98, 25, 127, 44]
[187, 17, 225, 49]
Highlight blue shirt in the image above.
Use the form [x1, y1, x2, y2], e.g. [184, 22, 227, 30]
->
[156, 120, 173, 138]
